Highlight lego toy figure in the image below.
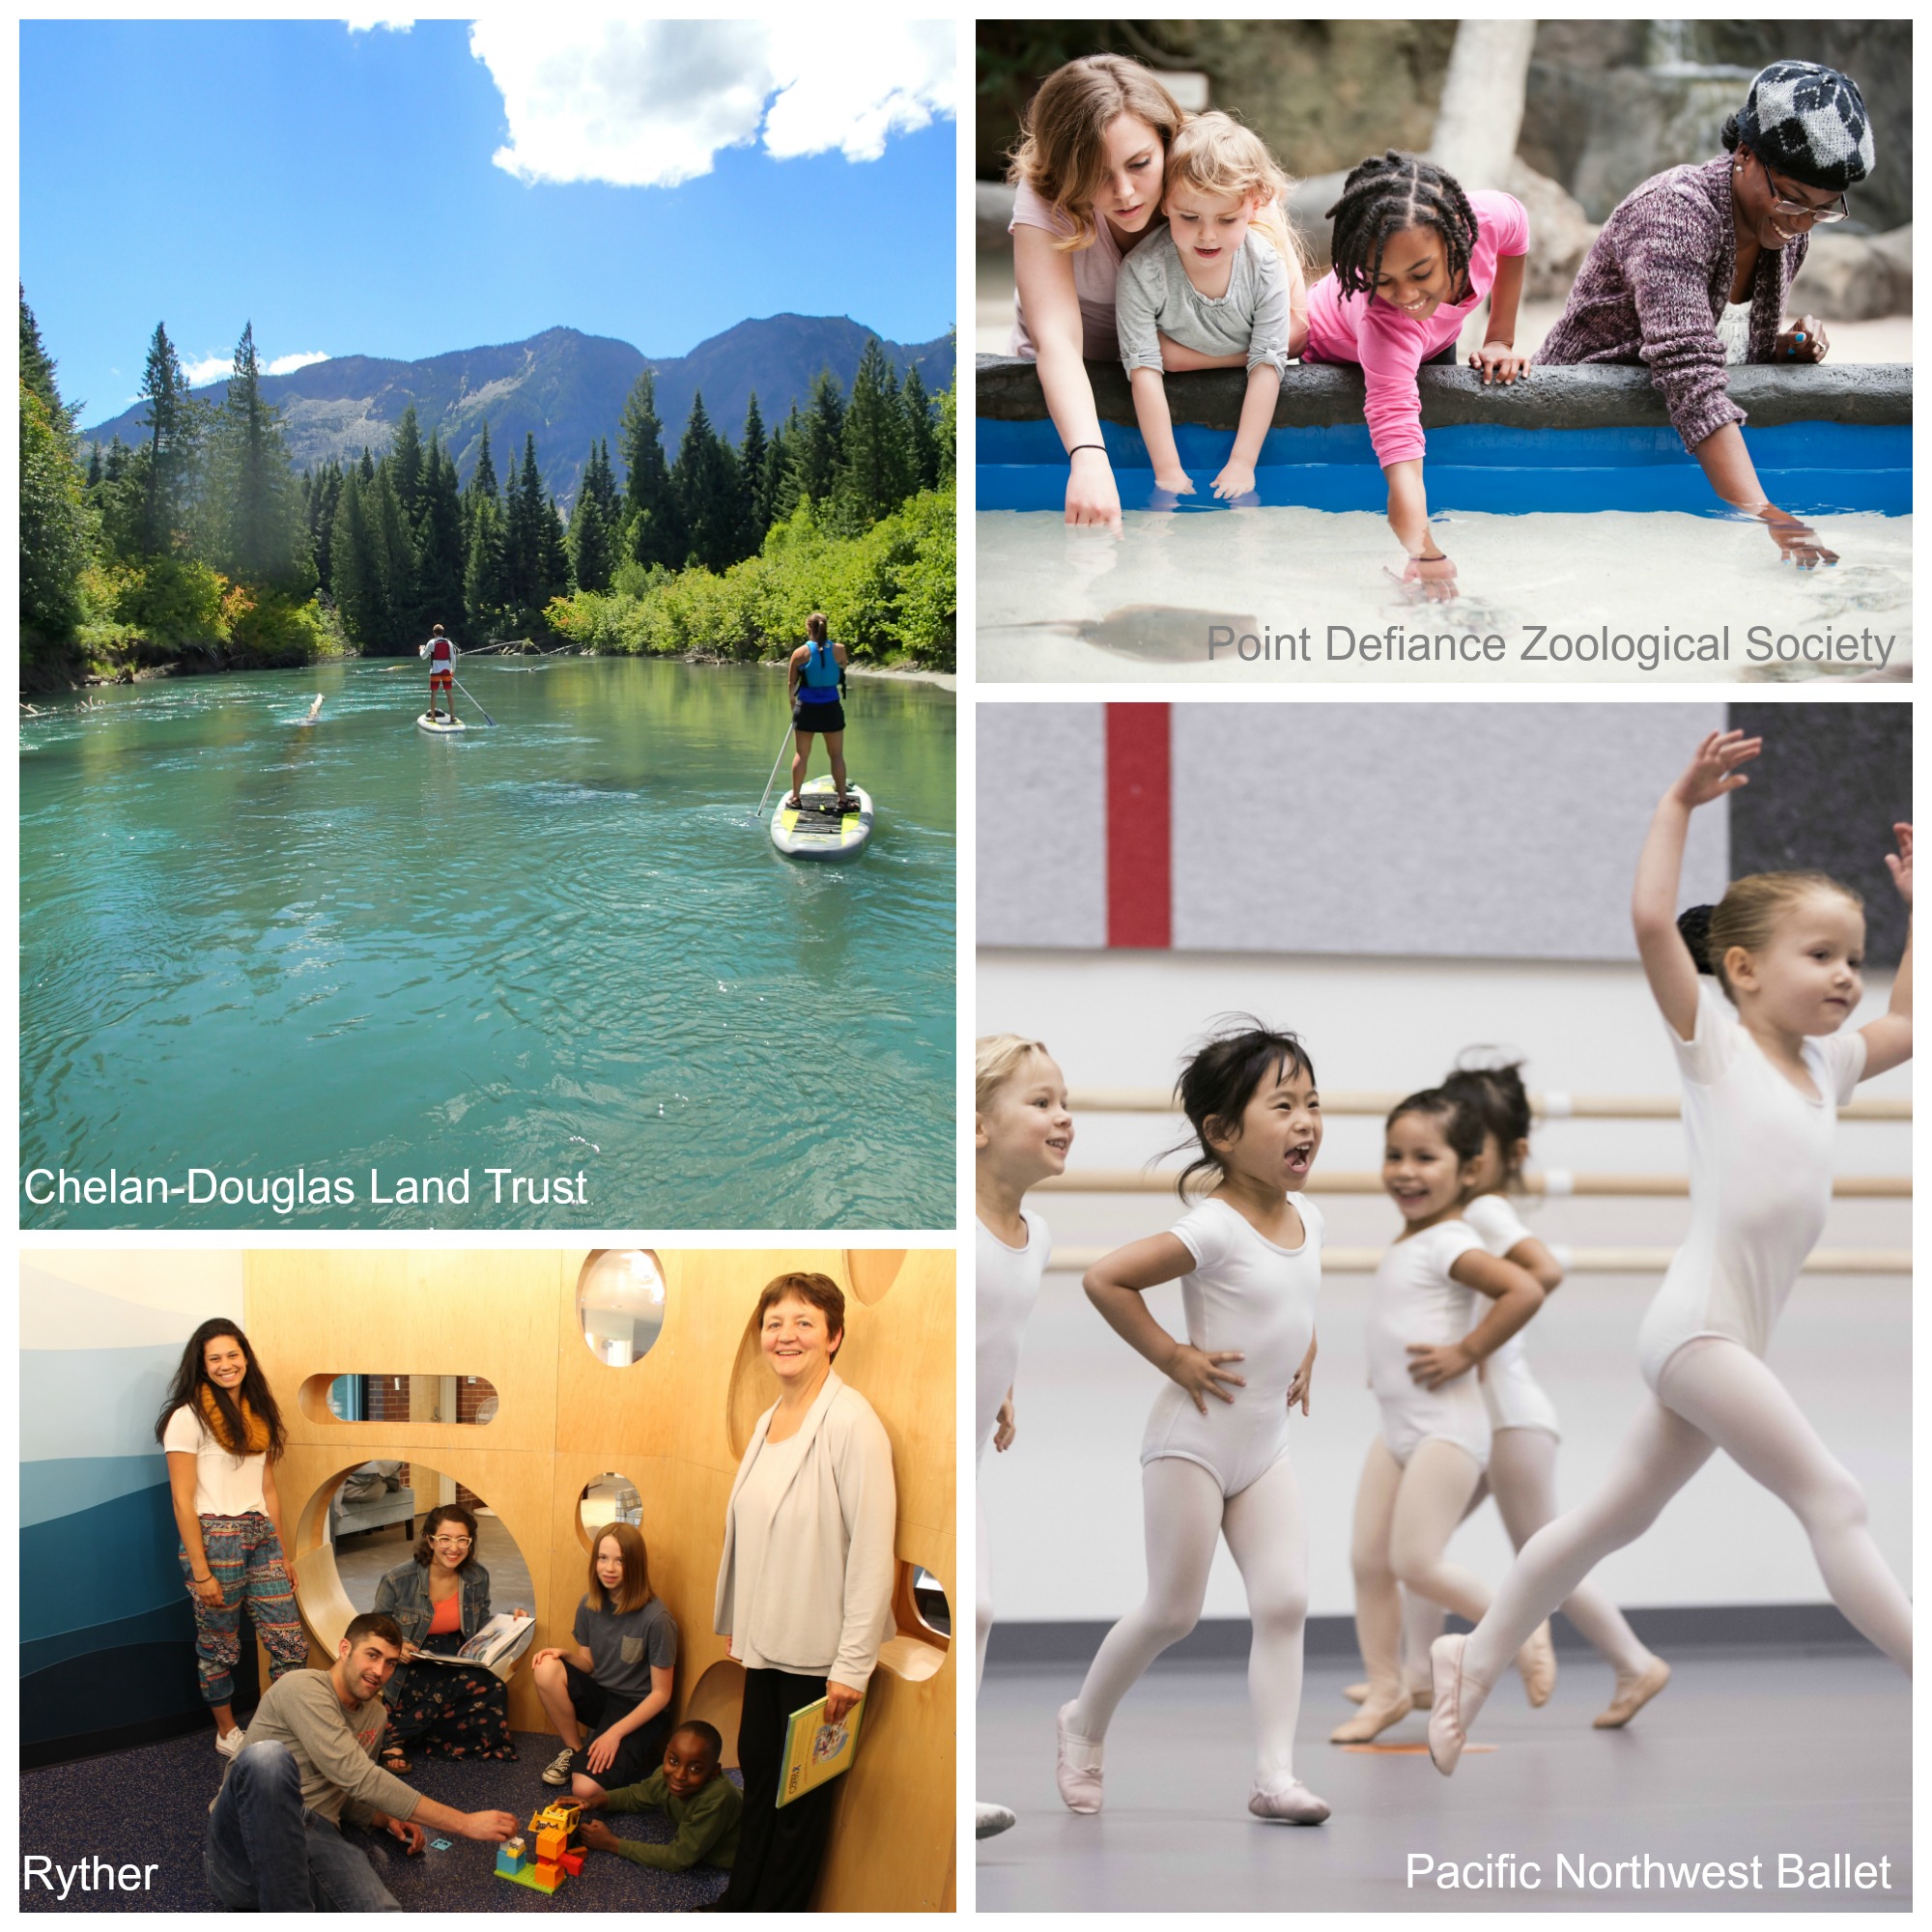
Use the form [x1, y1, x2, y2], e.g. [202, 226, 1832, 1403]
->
[496, 1800, 587, 1892]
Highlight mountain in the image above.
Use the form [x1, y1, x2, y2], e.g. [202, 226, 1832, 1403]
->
[81, 315, 955, 507]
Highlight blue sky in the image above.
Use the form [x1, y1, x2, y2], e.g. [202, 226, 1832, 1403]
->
[21, 18, 956, 429]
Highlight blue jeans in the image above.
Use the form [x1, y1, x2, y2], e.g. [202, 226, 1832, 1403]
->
[204, 1742, 401, 1912]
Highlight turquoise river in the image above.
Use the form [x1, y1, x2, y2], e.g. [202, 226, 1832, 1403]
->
[20, 656, 955, 1229]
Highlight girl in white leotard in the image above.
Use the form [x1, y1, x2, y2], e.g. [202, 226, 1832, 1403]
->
[974, 1033, 1074, 1842]
[1359, 1063, 1668, 1730]
[1432, 730, 1913, 1776]
[1057, 1022, 1328, 1826]
[1334, 1088, 1555, 1745]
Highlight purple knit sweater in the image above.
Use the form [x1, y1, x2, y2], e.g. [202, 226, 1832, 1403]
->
[1535, 156, 1808, 450]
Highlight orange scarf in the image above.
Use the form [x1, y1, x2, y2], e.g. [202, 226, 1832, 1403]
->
[197, 1381, 270, 1456]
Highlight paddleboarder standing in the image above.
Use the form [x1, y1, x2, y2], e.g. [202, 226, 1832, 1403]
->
[421, 623, 458, 723]
[784, 613, 852, 810]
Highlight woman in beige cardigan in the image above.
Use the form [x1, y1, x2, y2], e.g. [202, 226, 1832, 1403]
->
[712, 1272, 896, 1912]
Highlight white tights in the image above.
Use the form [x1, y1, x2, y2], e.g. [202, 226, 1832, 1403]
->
[1070, 1456, 1309, 1781]
[1460, 1337, 1911, 1719]
[976, 1486, 994, 1692]
[1396, 1429, 1653, 1684]
[1350, 1437, 1492, 1704]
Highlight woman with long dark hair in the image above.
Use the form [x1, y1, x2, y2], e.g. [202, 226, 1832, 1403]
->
[156, 1320, 307, 1755]
[371, 1502, 524, 1773]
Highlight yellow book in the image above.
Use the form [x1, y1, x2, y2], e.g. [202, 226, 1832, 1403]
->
[776, 1693, 864, 1807]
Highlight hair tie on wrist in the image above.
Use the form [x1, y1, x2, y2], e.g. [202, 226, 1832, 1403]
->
[1066, 443, 1106, 457]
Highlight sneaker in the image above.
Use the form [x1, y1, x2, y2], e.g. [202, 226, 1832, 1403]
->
[1054, 1701, 1103, 1814]
[214, 1726, 246, 1760]
[541, 1747, 577, 1786]
[1248, 1778, 1330, 1825]
[975, 1802, 1017, 1840]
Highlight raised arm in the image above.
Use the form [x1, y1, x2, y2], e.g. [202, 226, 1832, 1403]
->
[1013, 224, 1121, 529]
[1406, 1250, 1544, 1388]
[1861, 823, 1912, 1079]
[1084, 1232, 1246, 1414]
[1633, 729, 1760, 1040]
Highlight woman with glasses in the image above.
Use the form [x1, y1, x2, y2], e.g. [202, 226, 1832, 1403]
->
[1536, 60, 1871, 567]
[372, 1502, 526, 1772]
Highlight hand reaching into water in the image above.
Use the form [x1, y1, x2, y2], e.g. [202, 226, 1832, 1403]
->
[1669, 728, 1761, 812]
[1211, 460, 1257, 501]
[1385, 554, 1459, 605]
[1153, 466, 1196, 497]
[1065, 447, 1123, 530]
[1762, 506, 1837, 568]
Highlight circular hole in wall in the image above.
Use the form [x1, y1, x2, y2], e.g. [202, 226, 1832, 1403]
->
[576, 1471, 644, 1549]
[293, 1461, 538, 1657]
[576, 1250, 667, 1367]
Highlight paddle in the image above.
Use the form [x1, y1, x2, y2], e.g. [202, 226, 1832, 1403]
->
[450, 673, 497, 726]
[750, 721, 794, 823]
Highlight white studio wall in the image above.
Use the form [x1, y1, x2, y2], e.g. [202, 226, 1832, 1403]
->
[978, 947, 1909, 1625]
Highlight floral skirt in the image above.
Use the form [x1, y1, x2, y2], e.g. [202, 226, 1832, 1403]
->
[383, 1659, 517, 1761]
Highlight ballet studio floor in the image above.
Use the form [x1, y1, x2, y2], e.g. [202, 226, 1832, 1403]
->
[977, 1637, 1910, 1914]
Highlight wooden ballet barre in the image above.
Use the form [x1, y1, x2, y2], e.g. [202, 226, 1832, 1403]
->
[1034, 1170, 1910, 1199]
[1065, 1088, 1911, 1122]
[1044, 1247, 1911, 1277]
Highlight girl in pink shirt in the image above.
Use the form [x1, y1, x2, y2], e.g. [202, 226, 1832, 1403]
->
[1302, 153, 1530, 602]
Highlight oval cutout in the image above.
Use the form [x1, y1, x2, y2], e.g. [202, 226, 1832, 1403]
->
[725, 1311, 769, 1461]
[843, 1250, 905, 1305]
[298, 1373, 498, 1427]
[577, 1250, 668, 1367]
[577, 1470, 643, 1548]
[296, 1462, 538, 1661]
[684, 1659, 746, 1770]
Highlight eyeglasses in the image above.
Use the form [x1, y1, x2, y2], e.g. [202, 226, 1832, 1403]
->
[1751, 151, 1849, 224]
[431, 1536, 472, 1549]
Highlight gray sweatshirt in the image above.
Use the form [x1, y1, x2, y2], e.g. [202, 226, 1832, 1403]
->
[219, 1668, 422, 1829]
[1116, 228, 1293, 380]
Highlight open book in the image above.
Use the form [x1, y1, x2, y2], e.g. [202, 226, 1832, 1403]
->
[412, 1611, 535, 1681]
[776, 1692, 865, 1807]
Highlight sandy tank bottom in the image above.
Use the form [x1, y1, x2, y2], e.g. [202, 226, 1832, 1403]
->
[976, 505, 1911, 683]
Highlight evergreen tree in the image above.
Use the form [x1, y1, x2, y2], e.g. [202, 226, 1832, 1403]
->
[901, 361, 940, 493]
[566, 438, 615, 593]
[305, 460, 344, 594]
[503, 433, 546, 613]
[617, 368, 684, 570]
[793, 368, 846, 506]
[213, 320, 296, 583]
[463, 492, 509, 637]
[20, 288, 73, 431]
[390, 404, 425, 529]
[670, 390, 740, 572]
[368, 465, 412, 649]
[413, 438, 467, 635]
[737, 391, 770, 555]
[21, 380, 93, 646]
[538, 490, 570, 608]
[468, 419, 499, 505]
[137, 321, 193, 554]
[837, 338, 914, 526]
[329, 466, 379, 644]
[86, 443, 103, 489]
[765, 406, 803, 525]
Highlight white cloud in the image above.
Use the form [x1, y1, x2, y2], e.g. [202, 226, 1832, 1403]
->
[344, 14, 413, 31]
[181, 349, 329, 388]
[469, 17, 953, 188]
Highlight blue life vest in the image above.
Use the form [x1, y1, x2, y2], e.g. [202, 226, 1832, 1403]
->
[798, 639, 842, 703]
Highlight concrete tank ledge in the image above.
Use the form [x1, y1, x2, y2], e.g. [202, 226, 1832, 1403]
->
[975, 354, 1912, 433]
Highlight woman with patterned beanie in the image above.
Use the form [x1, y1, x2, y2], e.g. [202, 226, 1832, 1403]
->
[1535, 61, 1873, 567]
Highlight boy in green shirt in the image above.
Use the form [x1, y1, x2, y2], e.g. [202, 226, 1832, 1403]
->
[577, 1720, 742, 1873]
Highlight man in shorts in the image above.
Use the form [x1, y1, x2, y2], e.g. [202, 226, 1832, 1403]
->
[422, 623, 458, 723]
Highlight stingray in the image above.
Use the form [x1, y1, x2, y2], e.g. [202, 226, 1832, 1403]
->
[988, 605, 1264, 664]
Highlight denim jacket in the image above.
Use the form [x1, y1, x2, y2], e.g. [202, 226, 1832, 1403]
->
[373, 1559, 493, 1705]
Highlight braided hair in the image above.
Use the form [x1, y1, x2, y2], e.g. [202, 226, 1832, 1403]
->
[1324, 150, 1479, 302]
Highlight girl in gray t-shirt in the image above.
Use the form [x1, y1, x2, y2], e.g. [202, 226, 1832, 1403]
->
[531, 1522, 678, 1799]
[1116, 112, 1309, 502]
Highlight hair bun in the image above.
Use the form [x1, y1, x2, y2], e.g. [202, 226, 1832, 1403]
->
[1677, 905, 1717, 975]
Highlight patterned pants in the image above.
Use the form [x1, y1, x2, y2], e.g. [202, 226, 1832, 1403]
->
[383, 1656, 516, 1762]
[182, 1513, 308, 1706]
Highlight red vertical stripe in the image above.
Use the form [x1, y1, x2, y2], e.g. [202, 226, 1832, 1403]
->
[1105, 703, 1172, 949]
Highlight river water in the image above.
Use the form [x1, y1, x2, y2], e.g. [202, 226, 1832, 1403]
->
[21, 657, 954, 1229]
[978, 506, 1912, 682]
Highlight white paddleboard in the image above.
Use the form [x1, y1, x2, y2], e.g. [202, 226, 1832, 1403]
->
[416, 713, 467, 736]
[771, 777, 873, 861]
